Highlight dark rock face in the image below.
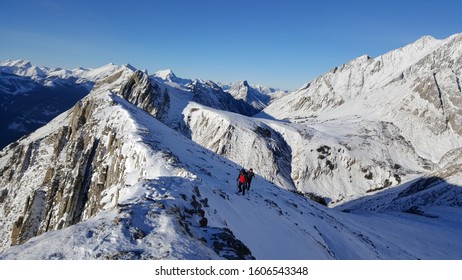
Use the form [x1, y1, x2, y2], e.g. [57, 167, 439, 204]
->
[0, 97, 124, 247]
[189, 80, 259, 116]
[209, 228, 254, 260]
[120, 70, 170, 122]
[0, 71, 138, 248]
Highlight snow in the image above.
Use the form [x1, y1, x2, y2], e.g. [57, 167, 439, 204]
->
[261, 33, 462, 163]
[0, 59, 128, 95]
[154, 69, 175, 80]
[2, 70, 462, 259]
[1, 33, 462, 260]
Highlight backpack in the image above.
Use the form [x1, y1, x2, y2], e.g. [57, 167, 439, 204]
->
[239, 170, 247, 183]
[239, 174, 246, 183]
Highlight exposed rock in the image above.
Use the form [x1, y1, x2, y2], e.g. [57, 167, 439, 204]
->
[120, 70, 170, 122]
[199, 217, 208, 227]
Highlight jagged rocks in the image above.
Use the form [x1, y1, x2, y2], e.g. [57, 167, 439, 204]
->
[0, 68, 140, 251]
[120, 70, 170, 121]
[209, 228, 254, 260]
[0, 189, 8, 203]
[199, 217, 208, 227]
[105, 250, 147, 260]
[188, 80, 258, 116]
[226, 80, 273, 111]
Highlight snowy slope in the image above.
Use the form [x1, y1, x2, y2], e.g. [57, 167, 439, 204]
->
[152, 69, 193, 86]
[183, 102, 295, 191]
[1, 64, 462, 260]
[261, 34, 462, 162]
[1, 67, 462, 259]
[1, 33, 462, 259]
[339, 147, 462, 216]
[183, 104, 433, 204]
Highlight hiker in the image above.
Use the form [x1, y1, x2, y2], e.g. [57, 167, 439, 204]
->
[246, 168, 255, 191]
[237, 168, 247, 195]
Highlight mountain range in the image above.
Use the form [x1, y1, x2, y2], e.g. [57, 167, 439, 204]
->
[0, 33, 461, 259]
[0, 60, 131, 149]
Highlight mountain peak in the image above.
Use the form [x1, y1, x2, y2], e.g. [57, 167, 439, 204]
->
[231, 80, 250, 91]
[123, 63, 137, 72]
[152, 69, 193, 86]
[0, 59, 32, 68]
[410, 35, 438, 49]
[447, 32, 462, 41]
[154, 69, 177, 81]
[417, 34, 436, 41]
[0, 59, 47, 79]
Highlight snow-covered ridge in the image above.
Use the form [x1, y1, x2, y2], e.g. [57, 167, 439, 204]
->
[0, 59, 129, 92]
[261, 33, 462, 162]
[183, 102, 295, 191]
[1, 33, 462, 259]
[1, 65, 462, 259]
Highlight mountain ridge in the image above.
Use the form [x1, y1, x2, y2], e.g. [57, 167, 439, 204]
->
[2, 67, 461, 259]
[1, 33, 462, 259]
[261, 33, 462, 162]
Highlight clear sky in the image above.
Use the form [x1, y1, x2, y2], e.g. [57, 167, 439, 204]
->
[1, 0, 461, 90]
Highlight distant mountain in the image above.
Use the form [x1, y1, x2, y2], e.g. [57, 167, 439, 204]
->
[226, 80, 271, 111]
[152, 70, 285, 113]
[222, 80, 288, 111]
[0, 60, 128, 149]
[152, 69, 193, 86]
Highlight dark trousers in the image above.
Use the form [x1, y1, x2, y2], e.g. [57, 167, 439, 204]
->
[247, 180, 252, 190]
[238, 182, 246, 195]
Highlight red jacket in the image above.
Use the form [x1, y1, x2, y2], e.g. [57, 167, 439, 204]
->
[239, 174, 247, 183]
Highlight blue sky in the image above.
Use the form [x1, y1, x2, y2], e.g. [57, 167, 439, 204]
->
[1, 0, 461, 90]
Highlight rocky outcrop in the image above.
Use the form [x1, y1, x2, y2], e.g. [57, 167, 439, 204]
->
[0, 69, 150, 250]
[188, 80, 259, 117]
[120, 70, 170, 122]
[1, 99, 118, 248]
